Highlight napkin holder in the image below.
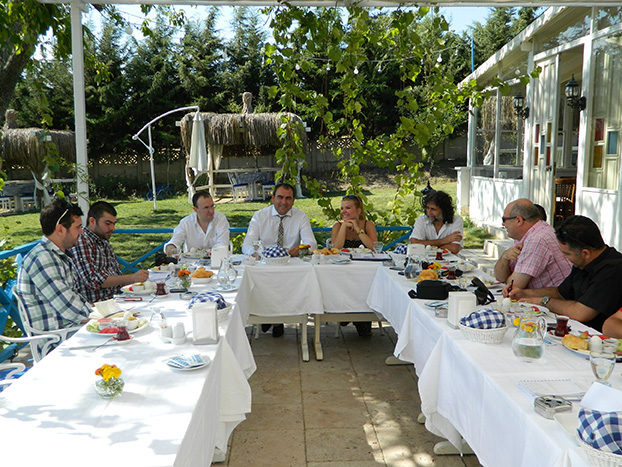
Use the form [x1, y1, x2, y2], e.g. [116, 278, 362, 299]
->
[447, 291, 477, 329]
[211, 245, 228, 269]
[192, 302, 219, 345]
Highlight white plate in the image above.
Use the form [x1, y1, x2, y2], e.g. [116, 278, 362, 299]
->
[121, 284, 156, 296]
[192, 276, 214, 285]
[554, 412, 579, 444]
[86, 318, 148, 336]
[211, 284, 239, 293]
[329, 257, 351, 264]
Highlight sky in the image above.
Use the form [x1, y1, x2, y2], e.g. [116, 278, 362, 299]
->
[88, 5, 493, 39]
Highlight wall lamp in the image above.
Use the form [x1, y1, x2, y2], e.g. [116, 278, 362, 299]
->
[565, 74, 586, 111]
[513, 92, 529, 119]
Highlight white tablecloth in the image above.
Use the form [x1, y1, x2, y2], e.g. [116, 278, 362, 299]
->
[313, 261, 380, 313]
[0, 285, 255, 466]
[366, 266, 622, 467]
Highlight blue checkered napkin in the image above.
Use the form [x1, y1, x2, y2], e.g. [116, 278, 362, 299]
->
[264, 246, 288, 258]
[578, 408, 622, 455]
[188, 292, 227, 310]
[460, 308, 506, 329]
[394, 244, 407, 255]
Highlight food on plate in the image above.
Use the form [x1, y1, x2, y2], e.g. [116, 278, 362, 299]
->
[416, 269, 438, 282]
[192, 267, 214, 278]
[150, 263, 175, 272]
[187, 247, 209, 257]
[561, 333, 588, 351]
[125, 281, 156, 293]
[312, 247, 339, 255]
[427, 262, 442, 271]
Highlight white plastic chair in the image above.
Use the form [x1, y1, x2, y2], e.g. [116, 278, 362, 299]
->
[0, 334, 60, 388]
[227, 173, 250, 202]
[13, 287, 82, 362]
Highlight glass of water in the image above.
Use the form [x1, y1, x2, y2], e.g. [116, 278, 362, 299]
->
[373, 241, 384, 254]
[590, 351, 616, 386]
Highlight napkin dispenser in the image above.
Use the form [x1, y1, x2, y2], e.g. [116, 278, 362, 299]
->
[447, 291, 477, 329]
[211, 245, 228, 269]
[192, 302, 219, 345]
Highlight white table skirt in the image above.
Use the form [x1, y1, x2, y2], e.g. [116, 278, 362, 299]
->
[365, 266, 621, 467]
[313, 261, 380, 313]
[0, 287, 255, 466]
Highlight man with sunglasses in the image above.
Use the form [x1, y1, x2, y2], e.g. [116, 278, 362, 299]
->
[508, 215, 622, 336]
[71, 201, 149, 303]
[164, 190, 230, 257]
[497, 199, 571, 296]
[15, 199, 91, 333]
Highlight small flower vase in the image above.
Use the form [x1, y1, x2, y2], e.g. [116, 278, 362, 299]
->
[94, 377, 125, 399]
[299, 247, 309, 259]
[180, 275, 191, 289]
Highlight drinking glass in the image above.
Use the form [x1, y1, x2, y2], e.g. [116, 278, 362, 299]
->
[251, 240, 264, 260]
[590, 351, 616, 386]
[373, 241, 384, 254]
[326, 239, 333, 249]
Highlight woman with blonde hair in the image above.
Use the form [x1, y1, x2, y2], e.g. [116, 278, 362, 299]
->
[331, 194, 378, 250]
[331, 194, 378, 336]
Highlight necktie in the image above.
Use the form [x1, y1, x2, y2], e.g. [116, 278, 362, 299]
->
[277, 215, 285, 246]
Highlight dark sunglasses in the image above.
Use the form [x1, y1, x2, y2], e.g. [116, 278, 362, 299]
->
[501, 216, 517, 223]
[342, 195, 358, 200]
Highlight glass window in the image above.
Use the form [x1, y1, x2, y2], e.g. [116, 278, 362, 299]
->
[595, 7, 622, 31]
[607, 131, 619, 154]
[535, 9, 591, 53]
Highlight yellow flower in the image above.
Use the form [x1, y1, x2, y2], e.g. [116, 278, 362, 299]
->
[96, 364, 122, 382]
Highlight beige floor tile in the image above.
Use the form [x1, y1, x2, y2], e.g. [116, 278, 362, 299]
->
[248, 370, 302, 405]
[356, 368, 420, 401]
[301, 370, 360, 392]
[303, 389, 369, 429]
[226, 429, 306, 467]
[236, 401, 303, 431]
[365, 398, 422, 428]
[307, 462, 384, 467]
[305, 426, 383, 463]
[375, 426, 477, 467]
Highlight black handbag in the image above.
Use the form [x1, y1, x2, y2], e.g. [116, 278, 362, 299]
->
[470, 277, 496, 305]
[408, 280, 456, 300]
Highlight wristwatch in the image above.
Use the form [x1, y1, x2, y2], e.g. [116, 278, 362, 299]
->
[359, 229, 365, 235]
[541, 296, 551, 307]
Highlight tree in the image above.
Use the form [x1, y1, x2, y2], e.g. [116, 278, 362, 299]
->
[177, 8, 227, 112]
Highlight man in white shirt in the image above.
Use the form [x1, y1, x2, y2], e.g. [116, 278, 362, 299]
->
[409, 190, 463, 254]
[242, 183, 317, 258]
[164, 191, 230, 256]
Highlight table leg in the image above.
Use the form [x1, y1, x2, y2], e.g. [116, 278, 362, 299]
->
[313, 315, 323, 361]
[301, 319, 309, 362]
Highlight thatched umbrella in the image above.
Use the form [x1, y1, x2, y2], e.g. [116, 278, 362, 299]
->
[179, 106, 308, 196]
[1, 109, 75, 208]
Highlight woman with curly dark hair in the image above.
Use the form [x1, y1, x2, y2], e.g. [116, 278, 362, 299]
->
[409, 190, 463, 254]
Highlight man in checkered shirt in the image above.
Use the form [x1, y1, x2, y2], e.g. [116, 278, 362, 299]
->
[496, 199, 571, 296]
[15, 199, 91, 333]
[71, 201, 148, 303]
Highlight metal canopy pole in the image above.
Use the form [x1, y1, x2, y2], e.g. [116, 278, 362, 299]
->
[132, 105, 199, 211]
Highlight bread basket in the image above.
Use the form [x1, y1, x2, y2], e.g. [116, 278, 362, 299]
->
[459, 324, 508, 345]
[576, 434, 622, 467]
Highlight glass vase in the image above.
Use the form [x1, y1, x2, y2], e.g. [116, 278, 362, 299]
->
[180, 275, 191, 289]
[94, 377, 125, 399]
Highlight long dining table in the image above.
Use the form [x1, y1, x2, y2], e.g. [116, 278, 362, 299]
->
[366, 265, 622, 467]
[0, 279, 255, 466]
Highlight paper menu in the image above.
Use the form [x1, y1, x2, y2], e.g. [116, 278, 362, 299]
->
[518, 378, 588, 400]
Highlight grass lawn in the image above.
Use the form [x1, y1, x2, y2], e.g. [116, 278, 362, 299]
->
[2, 178, 490, 264]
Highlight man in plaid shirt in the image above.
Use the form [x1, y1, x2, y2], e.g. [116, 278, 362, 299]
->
[496, 199, 571, 296]
[71, 201, 148, 303]
[15, 199, 91, 332]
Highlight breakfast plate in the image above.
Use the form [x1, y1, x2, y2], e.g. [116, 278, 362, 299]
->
[121, 283, 156, 295]
[86, 318, 148, 336]
[561, 335, 622, 361]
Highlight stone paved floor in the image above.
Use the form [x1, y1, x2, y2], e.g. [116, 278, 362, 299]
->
[217, 321, 482, 467]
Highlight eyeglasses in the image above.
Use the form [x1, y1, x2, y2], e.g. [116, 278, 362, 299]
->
[343, 195, 358, 200]
[55, 209, 69, 229]
[501, 216, 518, 223]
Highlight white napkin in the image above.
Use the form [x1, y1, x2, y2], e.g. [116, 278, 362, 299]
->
[580, 382, 622, 411]
[89, 299, 122, 320]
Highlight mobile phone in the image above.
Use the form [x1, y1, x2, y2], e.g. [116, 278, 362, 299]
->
[170, 287, 187, 293]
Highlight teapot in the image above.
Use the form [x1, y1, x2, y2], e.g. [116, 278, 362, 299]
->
[404, 256, 422, 280]
[511, 312, 546, 362]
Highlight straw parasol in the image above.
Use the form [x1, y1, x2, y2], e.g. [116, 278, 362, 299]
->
[1, 109, 75, 207]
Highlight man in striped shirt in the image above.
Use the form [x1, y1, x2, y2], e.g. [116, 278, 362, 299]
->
[16, 199, 91, 333]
